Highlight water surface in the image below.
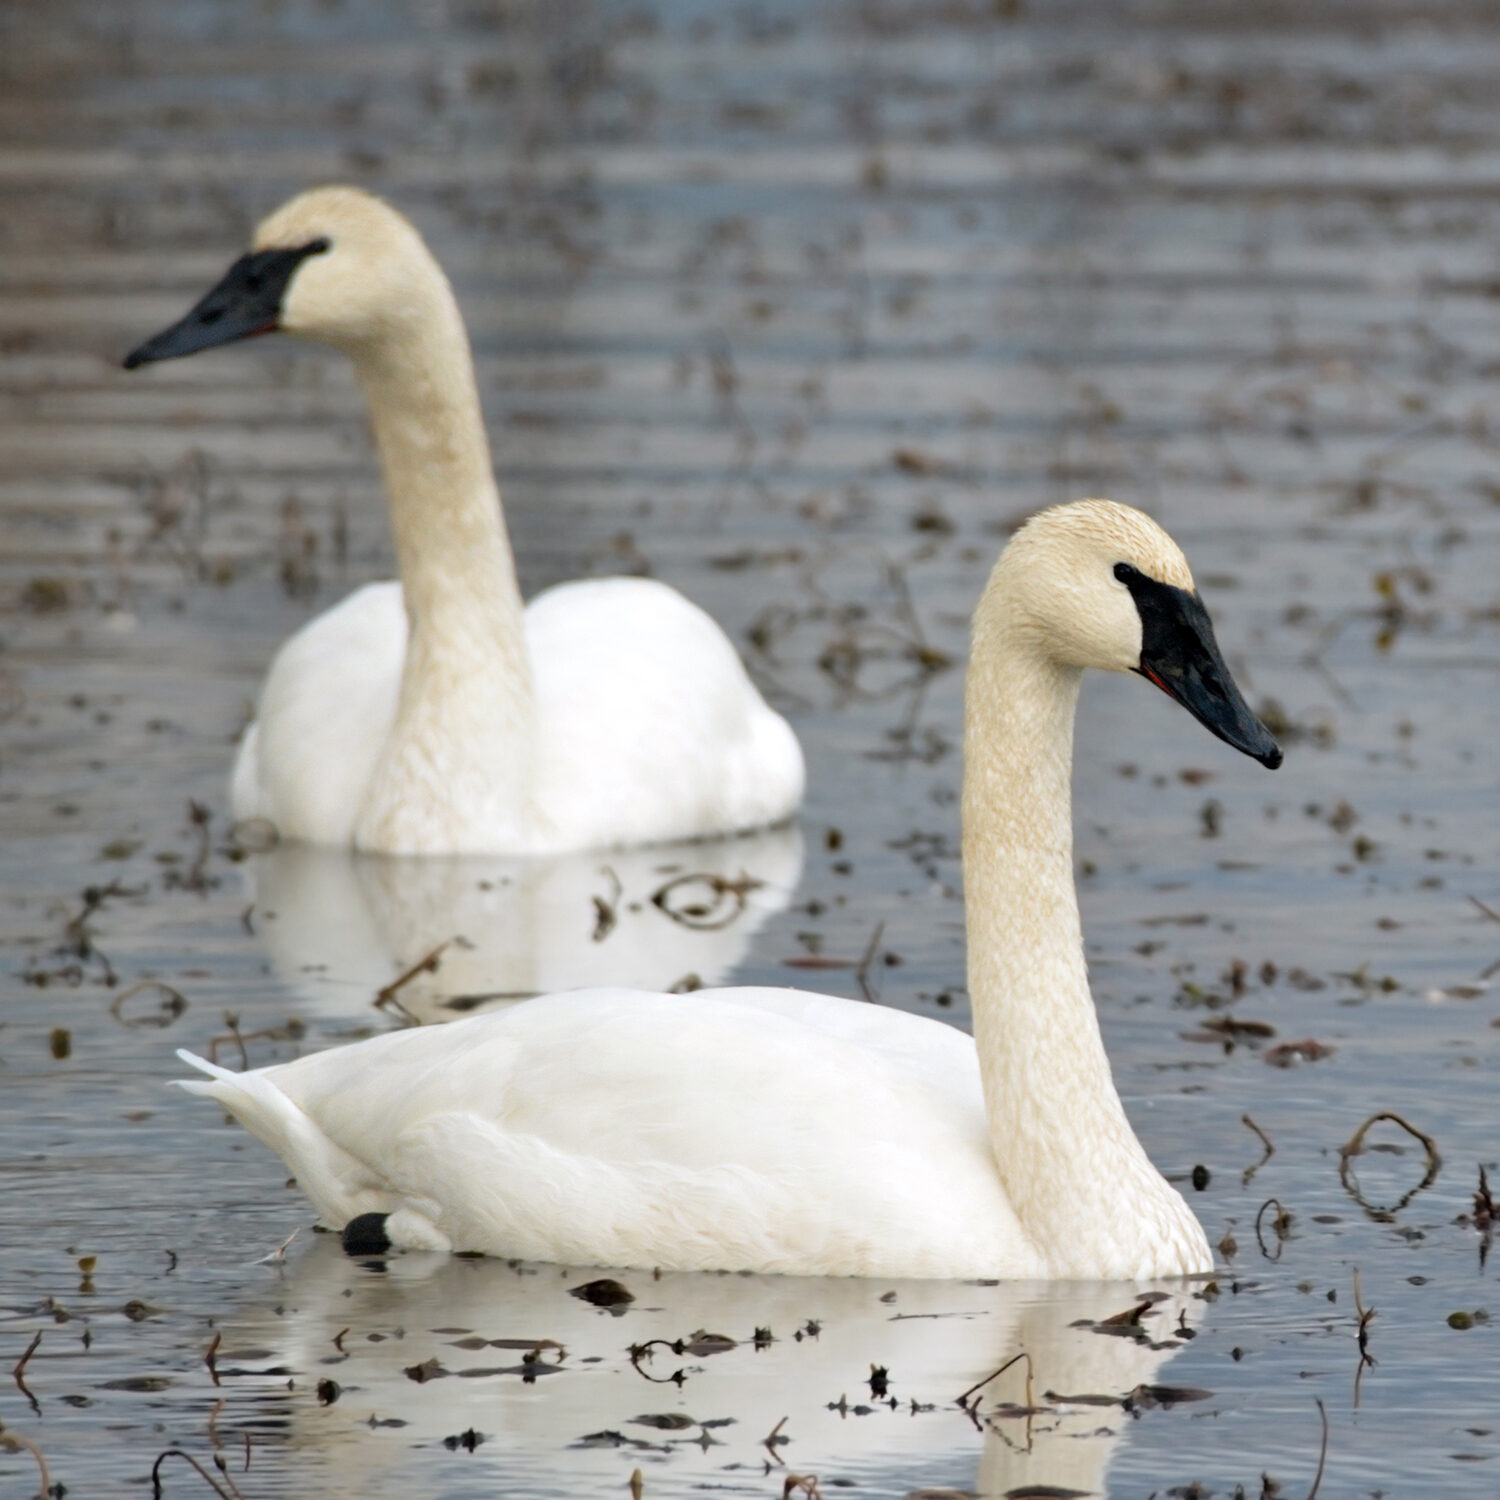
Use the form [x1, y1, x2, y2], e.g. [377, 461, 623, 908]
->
[2, 2, 1499, 1495]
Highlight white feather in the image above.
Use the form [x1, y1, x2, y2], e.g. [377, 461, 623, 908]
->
[179, 987, 1032, 1277]
[231, 575, 803, 853]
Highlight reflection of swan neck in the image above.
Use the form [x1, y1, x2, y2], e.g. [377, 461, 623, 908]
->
[346, 264, 536, 850]
[249, 823, 806, 1022]
[964, 585, 1207, 1277]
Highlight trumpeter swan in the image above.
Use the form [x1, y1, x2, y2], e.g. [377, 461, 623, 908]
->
[124, 187, 803, 855]
[176, 499, 1281, 1280]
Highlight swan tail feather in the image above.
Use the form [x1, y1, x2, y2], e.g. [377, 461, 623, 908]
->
[174, 1047, 239, 1090]
[173, 1050, 388, 1229]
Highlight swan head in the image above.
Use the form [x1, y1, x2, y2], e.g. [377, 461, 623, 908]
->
[123, 187, 442, 368]
[989, 499, 1282, 768]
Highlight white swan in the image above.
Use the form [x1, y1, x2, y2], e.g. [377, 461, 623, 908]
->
[123, 187, 803, 855]
[176, 499, 1282, 1280]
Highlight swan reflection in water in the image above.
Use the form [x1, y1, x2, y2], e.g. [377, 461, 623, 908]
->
[243, 822, 804, 1024]
[218, 1238, 1207, 1498]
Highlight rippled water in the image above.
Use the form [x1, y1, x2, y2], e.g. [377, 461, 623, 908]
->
[2, 1, 1499, 1495]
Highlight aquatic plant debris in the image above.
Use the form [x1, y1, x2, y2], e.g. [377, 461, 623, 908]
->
[1338, 1112, 1443, 1217]
[570, 1279, 634, 1309]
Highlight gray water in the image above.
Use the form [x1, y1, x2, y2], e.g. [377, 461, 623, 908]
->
[1, 1, 1499, 1495]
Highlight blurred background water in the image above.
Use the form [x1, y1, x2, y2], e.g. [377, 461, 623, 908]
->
[1, 1, 1499, 1494]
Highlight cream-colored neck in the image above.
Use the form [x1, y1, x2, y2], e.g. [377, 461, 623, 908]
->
[963, 584, 1208, 1278]
[345, 283, 536, 851]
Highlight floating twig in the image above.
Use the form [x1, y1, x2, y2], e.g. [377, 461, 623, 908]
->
[1467, 896, 1500, 978]
[1241, 1113, 1275, 1186]
[0, 1428, 51, 1499]
[213, 1013, 247, 1070]
[61, 879, 129, 951]
[1338, 1111, 1441, 1218]
[183, 800, 214, 892]
[1474, 1165, 1495, 1270]
[650, 871, 762, 931]
[783, 1475, 823, 1499]
[1254, 1198, 1292, 1261]
[854, 921, 886, 1003]
[206, 1016, 304, 1067]
[1352, 1269, 1376, 1408]
[627, 1339, 687, 1386]
[955, 1350, 1034, 1432]
[1478, 1165, 1497, 1226]
[373, 940, 453, 1023]
[762, 1415, 790, 1466]
[206, 1397, 225, 1465]
[204, 1332, 221, 1388]
[591, 867, 622, 942]
[255, 1227, 300, 1266]
[1468, 893, 1500, 926]
[55, 879, 128, 984]
[1353, 1269, 1376, 1366]
[12, 1331, 41, 1416]
[110, 980, 189, 1029]
[1307, 1398, 1329, 1500]
[150, 1448, 242, 1500]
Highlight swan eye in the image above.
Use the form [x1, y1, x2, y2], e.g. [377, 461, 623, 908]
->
[1113, 562, 1138, 584]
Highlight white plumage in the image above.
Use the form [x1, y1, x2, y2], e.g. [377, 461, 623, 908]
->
[182, 987, 1031, 1276]
[179, 499, 1281, 1279]
[229, 574, 803, 853]
[130, 186, 803, 855]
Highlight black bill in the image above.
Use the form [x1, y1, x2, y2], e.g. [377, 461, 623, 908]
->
[123, 238, 330, 369]
[1119, 571, 1283, 769]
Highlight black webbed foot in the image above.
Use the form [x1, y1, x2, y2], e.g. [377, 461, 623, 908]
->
[341, 1212, 392, 1255]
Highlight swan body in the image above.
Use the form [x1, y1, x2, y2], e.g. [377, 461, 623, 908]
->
[178, 499, 1282, 1279]
[182, 987, 1039, 1278]
[127, 187, 803, 854]
[227, 575, 802, 853]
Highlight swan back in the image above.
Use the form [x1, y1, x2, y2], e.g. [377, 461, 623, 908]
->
[178, 987, 1038, 1278]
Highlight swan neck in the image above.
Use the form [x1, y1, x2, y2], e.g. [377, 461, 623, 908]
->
[352, 304, 522, 637]
[963, 599, 1206, 1277]
[343, 273, 536, 851]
